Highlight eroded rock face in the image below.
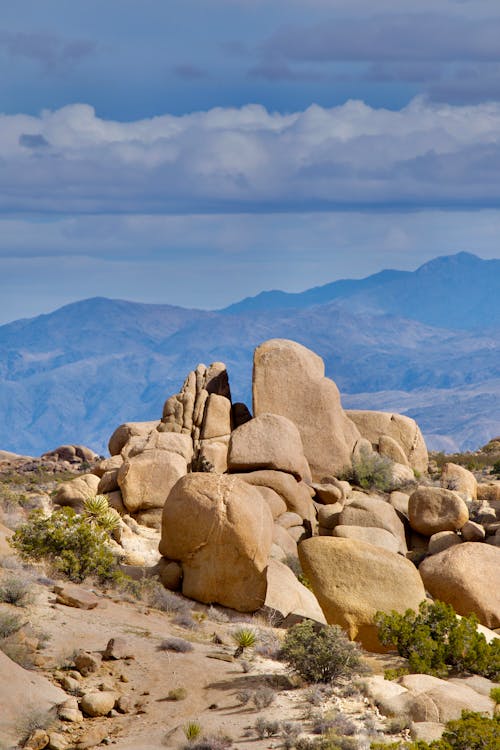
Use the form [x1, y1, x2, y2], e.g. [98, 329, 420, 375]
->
[262, 559, 326, 626]
[440, 462, 477, 502]
[408, 487, 469, 536]
[253, 339, 360, 479]
[53, 474, 100, 509]
[159, 473, 273, 612]
[419, 543, 500, 628]
[347, 410, 428, 474]
[298, 536, 426, 651]
[108, 421, 160, 456]
[233, 469, 316, 527]
[227, 413, 310, 480]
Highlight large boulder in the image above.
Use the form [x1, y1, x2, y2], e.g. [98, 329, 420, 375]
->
[159, 473, 273, 612]
[298, 537, 426, 651]
[440, 463, 477, 502]
[419, 543, 500, 629]
[53, 473, 100, 509]
[234, 469, 316, 527]
[335, 492, 407, 553]
[347, 410, 428, 474]
[108, 421, 160, 456]
[331, 525, 401, 554]
[408, 487, 469, 536]
[261, 559, 327, 626]
[399, 674, 494, 722]
[253, 339, 360, 479]
[227, 413, 309, 480]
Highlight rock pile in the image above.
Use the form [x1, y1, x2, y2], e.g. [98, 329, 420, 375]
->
[49, 338, 499, 643]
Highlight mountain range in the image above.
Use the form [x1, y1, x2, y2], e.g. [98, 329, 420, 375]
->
[1, 251, 499, 456]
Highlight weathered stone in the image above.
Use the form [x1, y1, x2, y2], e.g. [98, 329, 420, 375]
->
[47, 732, 68, 750]
[276, 511, 303, 529]
[235, 469, 316, 527]
[389, 490, 410, 517]
[428, 531, 462, 556]
[200, 393, 232, 439]
[228, 413, 308, 480]
[92, 455, 123, 478]
[461, 520, 486, 542]
[332, 525, 402, 554]
[253, 339, 360, 479]
[379, 434, 410, 466]
[337, 492, 407, 553]
[419, 542, 500, 628]
[108, 421, 159, 456]
[410, 723, 445, 743]
[24, 729, 49, 750]
[160, 474, 273, 612]
[347, 410, 428, 474]
[255, 486, 287, 519]
[103, 637, 134, 660]
[74, 726, 108, 749]
[408, 487, 469, 536]
[299, 537, 426, 650]
[477, 483, 500, 505]
[54, 584, 100, 610]
[317, 503, 343, 530]
[97, 469, 120, 494]
[53, 474, 100, 509]
[130, 508, 163, 529]
[441, 463, 477, 501]
[153, 558, 183, 591]
[312, 482, 344, 505]
[261, 559, 326, 627]
[118, 449, 188, 512]
[74, 651, 102, 676]
[58, 697, 83, 723]
[399, 674, 494, 722]
[273, 524, 299, 559]
[80, 691, 117, 717]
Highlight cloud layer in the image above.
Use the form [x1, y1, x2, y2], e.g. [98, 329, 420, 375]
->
[2, 98, 500, 214]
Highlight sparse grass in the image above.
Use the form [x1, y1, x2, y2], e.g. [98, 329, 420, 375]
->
[183, 721, 202, 741]
[0, 572, 34, 606]
[0, 610, 23, 638]
[255, 718, 281, 739]
[16, 706, 54, 744]
[251, 686, 276, 709]
[182, 734, 233, 750]
[207, 605, 230, 623]
[158, 637, 193, 653]
[168, 687, 188, 701]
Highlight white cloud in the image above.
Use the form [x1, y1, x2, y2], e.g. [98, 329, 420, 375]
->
[1, 98, 500, 214]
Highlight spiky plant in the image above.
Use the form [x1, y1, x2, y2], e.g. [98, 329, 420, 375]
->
[82, 495, 120, 532]
[232, 627, 257, 658]
[183, 721, 202, 741]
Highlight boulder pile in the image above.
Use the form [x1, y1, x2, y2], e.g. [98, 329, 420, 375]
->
[50, 338, 499, 643]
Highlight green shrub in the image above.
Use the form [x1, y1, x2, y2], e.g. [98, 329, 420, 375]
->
[490, 460, 500, 476]
[183, 721, 202, 741]
[371, 711, 500, 750]
[11, 507, 120, 583]
[279, 620, 363, 683]
[344, 447, 393, 491]
[490, 686, 500, 705]
[168, 687, 187, 701]
[375, 600, 500, 680]
[232, 627, 257, 657]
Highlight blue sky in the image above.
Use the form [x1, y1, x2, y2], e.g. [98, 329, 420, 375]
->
[1, 0, 500, 323]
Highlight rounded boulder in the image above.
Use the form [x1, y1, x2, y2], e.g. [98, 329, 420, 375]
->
[408, 487, 469, 536]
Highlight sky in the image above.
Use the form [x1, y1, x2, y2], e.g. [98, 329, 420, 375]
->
[1, 0, 500, 323]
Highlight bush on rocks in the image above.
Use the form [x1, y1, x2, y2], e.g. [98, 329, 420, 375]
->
[375, 600, 500, 680]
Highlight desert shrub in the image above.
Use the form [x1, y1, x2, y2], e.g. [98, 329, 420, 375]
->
[375, 600, 500, 680]
[370, 711, 500, 750]
[490, 460, 500, 476]
[168, 687, 187, 701]
[279, 620, 363, 683]
[313, 715, 357, 737]
[254, 628, 281, 659]
[297, 737, 359, 750]
[255, 718, 281, 739]
[343, 447, 393, 491]
[490, 686, 500, 705]
[184, 735, 232, 750]
[11, 507, 119, 583]
[173, 611, 198, 629]
[251, 686, 276, 709]
[207, 605, 230, 623]
[16, 707, 54, 744]
[305, 684, 334, 705]
[0, 610, 23, 638]
[159, 637, 193, 653]
[232, 627, 257, 657]
[0, 572, 34, 606]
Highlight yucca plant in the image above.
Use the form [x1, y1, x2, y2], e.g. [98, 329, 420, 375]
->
[183, 721, 202, 741]
[82, 495, 120, 533]
[232, 627, 257, 658]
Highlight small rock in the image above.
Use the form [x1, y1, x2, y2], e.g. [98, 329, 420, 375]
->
[23, 729, 49, 750]
[116, 695, 135, 714]
[47, 732, 68, 750]
[461, 520, 485, 542]
[74, 726, 108, 749]
[80, 691, 117, 717]
[58, 697, 83, 723]
[53, 584, 100, 610]
[59, 675, 83, 694]
[74, 651, 102, 676]
[428, 531, 461, 556]
[103, 637, 134, 660]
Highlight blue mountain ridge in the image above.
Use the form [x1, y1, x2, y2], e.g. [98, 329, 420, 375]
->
[0, 252, 498, 455]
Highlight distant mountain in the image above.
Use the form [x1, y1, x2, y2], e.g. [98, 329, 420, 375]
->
[0, 252, 498, 455]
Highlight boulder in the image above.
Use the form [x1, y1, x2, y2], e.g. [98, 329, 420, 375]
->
[460, 520, 485, 542]
[108, 420, 159, 456]
[477, 483, 500, 505]
[261, 559, 326, 627]
[312, 481, 345, 505]
[399, 674, 494, 722]
[200, 393, 232, 439]
[419, 543, 500, 628]
[253, 339, 360, 479]
[235, 469, 316, 527]
[379, 434, 410, 466]
[332, 525, 402, 554]
[93, 454, 123, 478]
[298, 537, 426, 650]
[228, 413, 308, 480]
[54, 584, 101, 610]
[347, 410, 428, 474]
[273, 523, 299, 559]
[408, 487, 469, 536]
[410, 723, 445, 743]
[256, 486, 287, 519]
[440, 463, 477, 501]
[317, 503, 344, 530]
[53, 474, 100, 509]
[118, 451, 187, 512]
[159, 474, 273, 612]
[80, 691, 117, 717]
[427, 531, 462, 556]
[336, 492, 407, 553]
[97, 469, 120, 494]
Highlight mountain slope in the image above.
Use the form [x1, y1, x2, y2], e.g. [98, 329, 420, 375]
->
[0, 253, 498, 455]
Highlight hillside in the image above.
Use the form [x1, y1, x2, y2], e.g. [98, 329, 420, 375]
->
[0, 253, 498, 455]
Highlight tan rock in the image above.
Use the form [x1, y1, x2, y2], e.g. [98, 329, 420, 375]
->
[299, 536, 426, 650]
[428, 531, 462, 555]
[408, 487, 469, 536]
[337, 492, 407, 553]
[332, 525, 402, 554]
[441, 462, 477, 501]
[24, 729, 49, 750]
[410, 723, 445, 742]
[54, 584, 100, 610]
[312, 481, 344, 505]
[154, 558, 183, 591]
[317, 503, 343, 530]
[255, 486, 287, 519]
[104, 490, 126, 515]
[261, 559, 326, 626]
[97, 469, 120, 494]
[80, 691, 116, 717]
[58, 697, 83, 722]
[159, 473, 273, 611]
[477, 483, 500, 505]
[47, 732, 68, 750]
[53, 474, 100, 509]
[108, 420, 159, 456]
[118, 450, 188, 512]
[74, 726, 108, 749]
[228, 413, 308, 479]
[130, 508, 163, 529]
[253, 339, 360, 479]
[92, 454, 123, 478]
[235, 469, 316, 527]
[273, 524, 299, 559]
[347, 410, 428, 474]
[460, 520, 485, 542]
[197, 436, 229, 473]
[103, 637, 134, 660]
[389, 490, 410, 517]
[0, 520, 13, 556]
[276, 511, 303, 529]
[399, 674, 494, 722]
[379, 434, 410, 466]
[419, 542, 500, 628]
[74, 651, 102, 676]
[200, 393, 232, 439]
